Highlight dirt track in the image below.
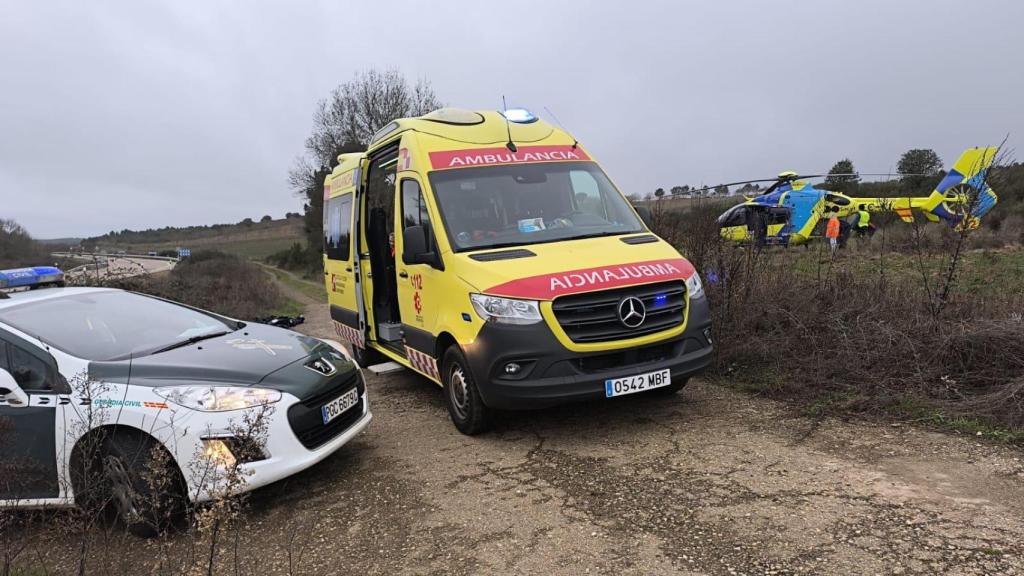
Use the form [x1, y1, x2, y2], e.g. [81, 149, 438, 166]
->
[271, 290, 1024, 575]
[25, 283, 1024, 575]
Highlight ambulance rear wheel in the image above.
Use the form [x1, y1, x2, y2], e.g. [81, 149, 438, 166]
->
[442, 347, 492, 435]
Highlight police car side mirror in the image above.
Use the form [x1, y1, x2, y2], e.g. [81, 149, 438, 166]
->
[0, 369, 29, 407]
[403, 226, 441, 269]
[635, 206, 654, 230]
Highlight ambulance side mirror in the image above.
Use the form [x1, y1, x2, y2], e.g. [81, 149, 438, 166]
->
[402, 225, 441, 269]
[0, 369, 29, 408]
[635, 206, 654, 230]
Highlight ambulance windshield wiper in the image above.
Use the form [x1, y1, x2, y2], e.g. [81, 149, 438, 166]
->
[565, 231, 628, 241]
[473, 241, 531, 251]
[151, 331, 231, 355]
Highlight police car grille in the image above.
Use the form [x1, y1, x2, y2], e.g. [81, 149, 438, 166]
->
[551, 281, 686, 343]
[287, 375, 365, 450]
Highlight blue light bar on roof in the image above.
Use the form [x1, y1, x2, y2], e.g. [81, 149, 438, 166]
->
[501, 108, 537, 124]
[0, 266, 65, 290]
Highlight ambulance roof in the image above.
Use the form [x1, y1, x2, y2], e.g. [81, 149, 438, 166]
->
[368, 108, 565, 153]
[327, 108, 576, 186]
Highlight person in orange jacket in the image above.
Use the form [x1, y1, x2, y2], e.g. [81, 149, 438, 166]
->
[825, 214, 841, 254]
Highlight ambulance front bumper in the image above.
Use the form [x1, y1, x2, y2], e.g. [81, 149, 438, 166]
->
[464, 296, 714, 410]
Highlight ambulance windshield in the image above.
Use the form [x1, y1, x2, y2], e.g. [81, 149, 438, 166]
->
[429, 161, 644, 252]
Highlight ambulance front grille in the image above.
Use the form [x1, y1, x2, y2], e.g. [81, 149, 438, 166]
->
[551, 281, 686, 344]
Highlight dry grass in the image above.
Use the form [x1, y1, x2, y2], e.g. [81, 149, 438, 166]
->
[75, 250, 292, 320]
[655, 198, 1024, 439]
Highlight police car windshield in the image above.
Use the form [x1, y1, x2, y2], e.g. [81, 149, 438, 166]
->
[0, 291, 238, 361]
[429, 161, 644, 252]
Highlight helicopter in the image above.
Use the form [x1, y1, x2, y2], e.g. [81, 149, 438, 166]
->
[703, 147, 999, 246]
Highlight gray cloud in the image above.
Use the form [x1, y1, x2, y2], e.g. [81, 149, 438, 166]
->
[2, 0, 1022, 238]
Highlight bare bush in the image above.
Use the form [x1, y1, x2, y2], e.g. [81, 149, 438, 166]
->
[68, 251, 287, 320]
[2, 370, 276, 576]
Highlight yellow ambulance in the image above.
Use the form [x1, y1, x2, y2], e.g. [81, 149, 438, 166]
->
[322, 108, 712, 434]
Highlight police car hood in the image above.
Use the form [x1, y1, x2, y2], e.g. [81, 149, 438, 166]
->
[455, 235, 697, 301]
[88, 323, 331, 388]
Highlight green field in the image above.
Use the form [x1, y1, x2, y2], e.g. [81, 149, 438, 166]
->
[777, 243, 1024, 300]
[86, 217, 305, 260]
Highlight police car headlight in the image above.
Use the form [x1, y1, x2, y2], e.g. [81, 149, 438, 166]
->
[155, 386, 281, 412]
[470, 294, 542, 325]
[686, 273, 704, 299]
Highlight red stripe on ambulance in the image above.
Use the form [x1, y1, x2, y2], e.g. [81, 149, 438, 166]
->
[484, 258, 695, 300]
[429, 145, 591, 169]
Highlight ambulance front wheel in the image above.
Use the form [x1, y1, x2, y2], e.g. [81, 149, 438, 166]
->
[443, 346, 493, 435]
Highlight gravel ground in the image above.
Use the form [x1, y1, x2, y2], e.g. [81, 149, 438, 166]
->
[270, 297, 1024, 575]
[20, 292, 1024, 575]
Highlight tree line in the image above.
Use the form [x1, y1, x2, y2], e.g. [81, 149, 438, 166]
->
[0, 219, 51, 268]
[649, 148, 948, 200]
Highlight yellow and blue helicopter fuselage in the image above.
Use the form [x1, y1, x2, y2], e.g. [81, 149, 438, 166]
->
[717, 147, 999, 246]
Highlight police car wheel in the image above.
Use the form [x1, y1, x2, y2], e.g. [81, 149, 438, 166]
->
[442, 347, 492, 435]
[100, 433, 187, 537]
[650, 377, 689, 396]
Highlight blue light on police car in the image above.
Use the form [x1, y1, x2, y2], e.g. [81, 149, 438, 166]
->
[502, 108, 537, 124]
[0, 266, 65, 290]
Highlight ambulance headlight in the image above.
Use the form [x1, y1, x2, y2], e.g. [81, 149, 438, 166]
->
[686, 273, 704, 299]
[470, 294, 542, 325]
[155, 386, 281, 412]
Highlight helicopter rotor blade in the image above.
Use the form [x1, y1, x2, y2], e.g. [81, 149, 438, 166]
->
[685, 178, 782, 195]
[674, 172, 933, 197]
[790, 172, 929, 180]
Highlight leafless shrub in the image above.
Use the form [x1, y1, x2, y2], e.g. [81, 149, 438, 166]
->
[2, 370, 277, 575]
[67, 251, 287, 320]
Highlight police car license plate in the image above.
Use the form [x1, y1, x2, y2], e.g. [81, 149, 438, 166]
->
[605, 369, 671, 398]
[321, 388, 359, 424]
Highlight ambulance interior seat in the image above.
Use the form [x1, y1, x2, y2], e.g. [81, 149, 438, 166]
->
[462, 194, 500, 235]
[367, 206, 400, 332]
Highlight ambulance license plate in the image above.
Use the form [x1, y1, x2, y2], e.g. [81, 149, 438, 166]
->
[605, 369, 671, 398]
[321, 388, 359, 424]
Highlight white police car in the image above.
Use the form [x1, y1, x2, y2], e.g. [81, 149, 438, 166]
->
[0, 268, 371, 535]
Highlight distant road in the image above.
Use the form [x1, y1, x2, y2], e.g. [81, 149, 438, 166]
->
[55, 253, 176, 281]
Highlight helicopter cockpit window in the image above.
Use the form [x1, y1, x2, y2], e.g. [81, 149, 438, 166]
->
[717, 204, 749, 227]
[825, 193, 851, 206]
[765, 208, 790, 226]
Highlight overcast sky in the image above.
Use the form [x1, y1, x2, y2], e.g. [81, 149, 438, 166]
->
[2, 0, 1023, 238]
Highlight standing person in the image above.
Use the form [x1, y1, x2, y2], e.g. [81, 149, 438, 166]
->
[825, 214, 841, 255]
[856, 207, 873, 237]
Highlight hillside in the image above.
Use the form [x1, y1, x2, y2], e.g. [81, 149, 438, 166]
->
[36, 236, 83, 245]
[0, 219, 52, 268]
[82, 215, 306, 259]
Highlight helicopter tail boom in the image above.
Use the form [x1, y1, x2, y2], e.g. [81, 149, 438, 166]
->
[853, 147, 999, 229]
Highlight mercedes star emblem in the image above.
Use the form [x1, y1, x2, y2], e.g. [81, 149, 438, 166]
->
[617, 296, 647, 328]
